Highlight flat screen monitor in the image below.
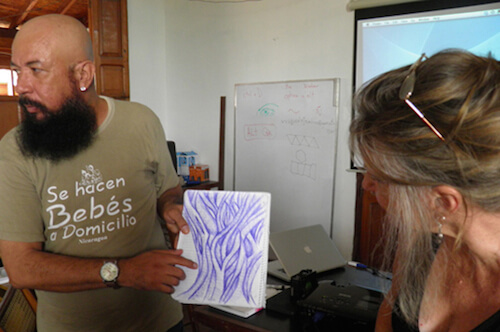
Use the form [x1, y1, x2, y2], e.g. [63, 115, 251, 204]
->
[354, 0, 500, 91]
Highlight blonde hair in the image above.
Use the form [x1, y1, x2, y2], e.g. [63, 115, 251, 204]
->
[350, 49, 500, 326]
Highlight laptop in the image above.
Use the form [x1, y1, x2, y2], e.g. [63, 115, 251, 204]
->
[267, 224, 346, 281]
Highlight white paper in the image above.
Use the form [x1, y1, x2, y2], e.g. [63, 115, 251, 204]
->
[172, 190, 271, 308]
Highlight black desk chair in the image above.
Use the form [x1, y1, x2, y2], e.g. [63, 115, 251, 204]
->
[0, 286, 37, 332]
[167, 140, 178, 173]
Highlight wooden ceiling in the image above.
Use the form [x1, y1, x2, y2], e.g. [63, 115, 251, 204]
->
[0, 0, 88, 30]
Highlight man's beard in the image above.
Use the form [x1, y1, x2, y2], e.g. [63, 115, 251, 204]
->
[17, 89, 97, 162]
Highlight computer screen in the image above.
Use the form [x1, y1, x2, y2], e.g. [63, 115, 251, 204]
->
[354, 0, 500, 91]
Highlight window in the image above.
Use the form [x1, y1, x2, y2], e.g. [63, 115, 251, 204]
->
[0, 68, 17, 96]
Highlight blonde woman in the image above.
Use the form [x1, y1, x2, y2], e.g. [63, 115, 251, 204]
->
[350, 49, 500, 331]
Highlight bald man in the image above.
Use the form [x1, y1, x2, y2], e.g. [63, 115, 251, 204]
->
[0, 14, 197, 332]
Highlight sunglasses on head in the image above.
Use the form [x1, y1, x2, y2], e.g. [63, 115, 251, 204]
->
[398, 53, 445, 141]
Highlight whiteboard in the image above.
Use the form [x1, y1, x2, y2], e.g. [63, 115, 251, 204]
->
[234, 79, 340, 234]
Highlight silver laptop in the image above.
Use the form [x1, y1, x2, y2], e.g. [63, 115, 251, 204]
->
[267, 224, 346, 281]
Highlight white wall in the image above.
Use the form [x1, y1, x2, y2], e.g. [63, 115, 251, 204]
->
[127, 0, 357, 260]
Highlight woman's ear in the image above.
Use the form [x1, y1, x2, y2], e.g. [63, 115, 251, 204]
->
[73, 60, 95, 91]
[431, 185, 462, 216]
[431, 186, 466, 239]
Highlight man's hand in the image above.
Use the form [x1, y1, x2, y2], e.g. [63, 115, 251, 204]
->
[119, 249, 197, 294]
[157, 184, 189, 247]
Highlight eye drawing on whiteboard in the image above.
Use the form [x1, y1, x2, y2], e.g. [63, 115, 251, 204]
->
[173, 190, 270, 308]
[257, 103, 278, 117]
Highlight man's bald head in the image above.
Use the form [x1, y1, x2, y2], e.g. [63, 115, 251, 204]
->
[11, 13, 105, 135]
[13, 14, 93, 66]
[12, 15, 99, 161]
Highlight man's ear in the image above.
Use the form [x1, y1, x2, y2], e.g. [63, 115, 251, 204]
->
[73, 60, 95, 91]
[431, 185, 462, 215]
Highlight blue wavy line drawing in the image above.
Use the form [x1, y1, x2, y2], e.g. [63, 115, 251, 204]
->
[179, 190, 269, 306]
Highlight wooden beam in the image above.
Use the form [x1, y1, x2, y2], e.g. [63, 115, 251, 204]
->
[0, 28, 17, 38]
[10, 0, 40, 29]
[0, 4, 16, 12]
[59, 0, 78, 14]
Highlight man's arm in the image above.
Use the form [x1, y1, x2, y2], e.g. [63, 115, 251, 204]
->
[1, 240, 102, 292]
[0, 239, 196, 293]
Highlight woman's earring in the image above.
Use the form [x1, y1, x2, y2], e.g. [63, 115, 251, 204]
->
[80, 86, 87, 92]
[436, 216, 445, 243]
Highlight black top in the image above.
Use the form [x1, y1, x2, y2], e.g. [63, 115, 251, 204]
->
[392, 310, 500, 331]
[471, 311, 500, 332]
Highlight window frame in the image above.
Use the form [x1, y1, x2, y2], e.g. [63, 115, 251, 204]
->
[0, 66, 17, 98]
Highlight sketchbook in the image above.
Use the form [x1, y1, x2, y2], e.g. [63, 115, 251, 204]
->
[210, 286, 282, 318]
[172, 190, 271, 309]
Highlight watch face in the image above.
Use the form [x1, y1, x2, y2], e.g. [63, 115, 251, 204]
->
[100, 262, 119, 281]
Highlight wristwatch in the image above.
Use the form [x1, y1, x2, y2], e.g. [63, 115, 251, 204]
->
[100, 260, 120, 289]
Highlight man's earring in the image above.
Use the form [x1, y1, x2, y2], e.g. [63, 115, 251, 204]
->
[80, 86, 87, 92]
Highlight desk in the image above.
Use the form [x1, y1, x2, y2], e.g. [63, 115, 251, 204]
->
[188, 266, 391, 332]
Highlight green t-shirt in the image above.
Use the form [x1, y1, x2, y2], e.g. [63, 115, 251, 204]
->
[0, 97, 182, 331]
